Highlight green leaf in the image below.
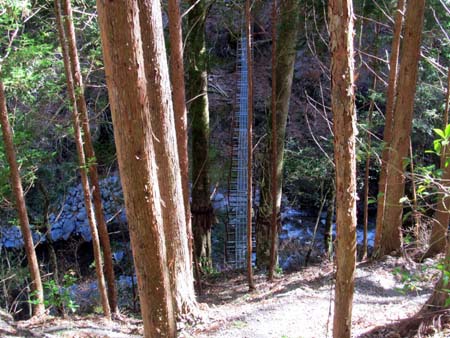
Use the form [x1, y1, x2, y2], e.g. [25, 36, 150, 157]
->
[445, 124, 450, 138]
[434, 128, 445, 139]
[434, 139, 442, 154]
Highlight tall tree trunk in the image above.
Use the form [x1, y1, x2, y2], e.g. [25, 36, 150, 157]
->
[268, 0, 278, 280]
[167, 0, 193, 266]
[374, 0, 405, 251]
[0, 81, 45, 317]
[378, 1, 425, 256]
[138, 0, 197, 316]
[426, 228, 450, 309]
[245, 0, 255, 290]
[328, 1, 357, 337]
[186, 0, 213, 271]
[324, 180, 335, 260]
[61, 0, 117, 313]
[425, 68, 450, 257]
[96, 0, 176, 336]
[363, 78, 376, 260]
[256, 0, 300, 270]
[55, 0, 111, 318]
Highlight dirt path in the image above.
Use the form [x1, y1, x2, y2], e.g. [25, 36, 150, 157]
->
[9, 256, 442, 337]
[183, 256, 438, 338]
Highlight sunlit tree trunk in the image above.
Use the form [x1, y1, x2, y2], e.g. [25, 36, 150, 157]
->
[0, 81, 45, 316]
[257, 0, 300, 271]
[378, 1, 425, 256]
[55, 0, 111, 318]
[374, 0, 405, 252]
[61, 0, 117, 313]
[328, 1, 357, 337]
[186, 0, 213, 271]
[167, 0, 193, 266]
[138, 0, 197, 316]
[96, 0, 176, 335]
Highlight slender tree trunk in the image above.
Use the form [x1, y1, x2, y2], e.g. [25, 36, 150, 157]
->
[409, 140, 420, 238]
[426, 228, 450, 309]
[138, 0, 197, 316]
[245, 0, 255, 290]
[324, 181, 335, 260]
[328, 1, 357, 337]
[374, 0, 405, 251]
[378, 1, 425, 256]
[96, 0, 176, 335]
[61, 0, 117, 313]
[425, 68, 450, 257]
[363, 78, 376, 260]
[257, 0, 300, 271]
[186, 0, 213, 271]
[55, 0, 111, 318]
[268, 0, 278, 281]
[167, 0, 193, 265]
[0, 81, 45, 317]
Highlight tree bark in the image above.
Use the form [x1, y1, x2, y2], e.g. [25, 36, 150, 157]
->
[0, 81, 45, 317]
[138, 0, 197, 317]
[363, 78, 376, 260]
[55, 0, 111, 319]
[425, 68, 450, 257]
[257, 0, 300, 271]
[378, 1, 425, 256]
[268, 0, 278, 280]
[328, 1, 357, 337]
[374, 0, 405, 252]
[96, 0, 176, 336]
[186, 0, 213, 271]
[324, 181, 335, 260]
[61, 0, 117, 313]
[374, 0, 405, 250]
[167, 0, 193, 267]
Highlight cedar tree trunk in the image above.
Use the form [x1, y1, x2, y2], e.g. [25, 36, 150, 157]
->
[61, 0, 117, 313]
[328, 1, 357, 337]
[374, 0, 405, 251]
[186, 0, 213, 271]
[257, 0, 300, 270]
[167, 0, 193, 263]
[138, 0, 197, 316]
[55, 0, 111, 318]
[0, 81, 45, 316]
[378, 1, 425, 256]
[96, 0, 176, 336]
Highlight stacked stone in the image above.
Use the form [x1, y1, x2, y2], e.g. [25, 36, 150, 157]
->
[0, 225, 45, 249]
[49, 174, 126, 242]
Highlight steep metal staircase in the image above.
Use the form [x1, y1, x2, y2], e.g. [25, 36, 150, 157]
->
[226, 32, 254, 268]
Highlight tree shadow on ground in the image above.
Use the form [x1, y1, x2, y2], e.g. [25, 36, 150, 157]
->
[357, 309, 450, 337]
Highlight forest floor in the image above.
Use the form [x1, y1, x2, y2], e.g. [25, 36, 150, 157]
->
[2, 255, 449, 337]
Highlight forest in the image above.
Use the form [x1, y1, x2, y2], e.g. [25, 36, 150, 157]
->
[1, 0, 450, 337]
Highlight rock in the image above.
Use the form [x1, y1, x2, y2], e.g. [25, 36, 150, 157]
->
[78, 223, 92, 242]
[113, 251, 124, 262]
[51, 227, 63, 241]
[62, 220, 76, 240]
[76, 210, 86, 221]
[119, 210, 127, 223]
